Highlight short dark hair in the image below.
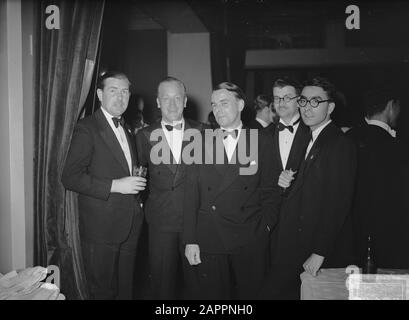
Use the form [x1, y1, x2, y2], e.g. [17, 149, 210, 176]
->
[97, 70, 130, 90]
[303, 76, 336, 101]
[364, 86, 400, 117]
[253, 94, 272, 112]
[272, 77, 302, 95]
[157, 76, 187, 96]
[213, 82, 247, 102]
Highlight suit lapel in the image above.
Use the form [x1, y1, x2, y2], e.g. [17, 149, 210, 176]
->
[173, 119, 194, 186]
[95, 109, 130, 175]
[124, 125, 136, 169]
[215, 128, 248, 195]
[273, 126, 284, 170]
[286, 121, 310, 171]
[288, 122, 336, 198]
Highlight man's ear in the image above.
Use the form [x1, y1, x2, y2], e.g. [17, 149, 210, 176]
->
[328, 102, 335, 116]
[385, 99, 394, 115]
[156, 98, 160, 109]
[239, 99, 245, 112]
[96, 89, 103, 103]
[184, 96, 187, 109]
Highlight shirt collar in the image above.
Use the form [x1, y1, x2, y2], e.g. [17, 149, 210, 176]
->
[279, 113, 300, 126]
[161, 118, 185, 129]
[101, 107, 120, 127]
[365, 118, 396, 138]
[255, 117, 269, 128]
[220, 121, 243, 132]
[311, 119, 332, 142]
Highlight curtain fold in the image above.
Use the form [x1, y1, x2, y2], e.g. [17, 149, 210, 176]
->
[34, 0, 104, 299]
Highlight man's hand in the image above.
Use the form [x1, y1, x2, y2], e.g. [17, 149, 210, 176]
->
[303, 253, 325, 276]
[111, 176, 147, 194]
[185, 244, 201, 266]
[278, 169, 296, 189]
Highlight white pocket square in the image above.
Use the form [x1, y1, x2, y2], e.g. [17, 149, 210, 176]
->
[250, 160, 257, 165]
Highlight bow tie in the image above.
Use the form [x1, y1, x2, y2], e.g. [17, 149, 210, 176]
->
[164, 123, 183, 131]
[222, 129, 239, 139]
[112, 117, 125, 128]
[278, 118, 300, 133]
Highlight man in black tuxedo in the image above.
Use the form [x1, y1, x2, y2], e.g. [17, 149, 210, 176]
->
[270, 77, 311, 196]
[62, 71, 146, 299]
[135, 77, 205, 299]
[347, 87, 409, 269]
[262, 77, 356, 299]
[183, 82, 279, 299]
[248, 94, 277, 130]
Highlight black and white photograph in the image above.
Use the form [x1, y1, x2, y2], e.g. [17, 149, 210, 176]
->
[1, 0, 409, 307]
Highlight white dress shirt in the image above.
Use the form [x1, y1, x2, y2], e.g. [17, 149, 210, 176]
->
[255, 117, 269, 128]
[101, 107, 132, 174]
[221, 122, 243, 163]
[278, 114, 300, 169]
[365, 118, 396, 138]
[305, 119, 332, 159]
[161, 119, 185, 164]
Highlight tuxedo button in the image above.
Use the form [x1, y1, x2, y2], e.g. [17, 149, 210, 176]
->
[208, 187, 211, 191]
[298, 228, 302, 232]
[171, 186, 174, 191]
[244, 186, 248, 190]
[211, 205, 216, 211]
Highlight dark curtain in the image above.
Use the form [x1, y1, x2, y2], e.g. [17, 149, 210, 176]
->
[34, 0, 104, 299]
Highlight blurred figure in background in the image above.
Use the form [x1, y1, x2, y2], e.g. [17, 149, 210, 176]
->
[249, 94, 277, 129]
[207, 110, 219, 129]
[124, 95, 148, 135]
[347, 86, 409, 269]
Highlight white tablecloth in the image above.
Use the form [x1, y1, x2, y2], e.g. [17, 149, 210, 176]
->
[0, 266, 65, 300]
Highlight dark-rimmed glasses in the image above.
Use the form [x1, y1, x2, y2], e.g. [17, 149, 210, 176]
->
[297, 96, 331, 108]
[273, 95, 299, 105]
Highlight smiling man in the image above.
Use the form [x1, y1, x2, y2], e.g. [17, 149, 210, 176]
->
[262, 76, 356, 299]
[136, 77, 205, 299]
[183, 82, 278, 299]
[62, 71, 146, 299]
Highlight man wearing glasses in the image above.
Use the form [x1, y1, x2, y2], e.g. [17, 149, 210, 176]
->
[262, 76, 356, 299]
[270, 77, 310, 196]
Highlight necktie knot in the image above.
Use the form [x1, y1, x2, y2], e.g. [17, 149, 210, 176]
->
[165, 123, 183, 131]
[112, 117, 125, 128]
[278, 118, 300, 133]
[222, 129, 239, 139]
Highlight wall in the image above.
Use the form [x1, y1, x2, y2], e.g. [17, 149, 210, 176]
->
[0, 0, 33, 273]
[22, 0, 34, 269]
[167, 32, 212, 123]
[121, 30, 168, 123]
[0, 0, 13, 274]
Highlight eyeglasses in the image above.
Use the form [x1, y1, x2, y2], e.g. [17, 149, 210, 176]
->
[297, 96, 331, 108]
[273, 95, 299, 105]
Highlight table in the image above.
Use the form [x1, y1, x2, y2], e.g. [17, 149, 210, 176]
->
[301, 268, 349, 300]
[0, 266, 65, 300]
[300, 268, 409, 300]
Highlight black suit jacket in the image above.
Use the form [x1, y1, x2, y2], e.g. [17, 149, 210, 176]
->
[248, 119, 265, 130]
[271, 122, 357, 267]
[347, 123, 409, 268]
[62, 108, 142, 244]
[183, 128, 280, 254]
[271, 120, 311, 194]
[136, 119, 207, 232]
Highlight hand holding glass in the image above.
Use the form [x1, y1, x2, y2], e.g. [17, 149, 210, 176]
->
[133, 165, 147, 178]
